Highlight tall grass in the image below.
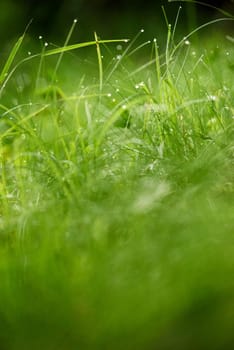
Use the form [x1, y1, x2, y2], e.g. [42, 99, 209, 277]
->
[0, 9, 233, 350]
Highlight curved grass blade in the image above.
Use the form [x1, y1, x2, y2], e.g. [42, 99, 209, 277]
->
[168, 0, 234, 18]
[43, 39, 129, 57]
[0, 34, 25, 85]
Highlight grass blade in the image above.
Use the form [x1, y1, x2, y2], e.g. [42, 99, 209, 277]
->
[43, 39, 129, 57]
[94, 32, 103, 93]
[0, 34, 25, 85]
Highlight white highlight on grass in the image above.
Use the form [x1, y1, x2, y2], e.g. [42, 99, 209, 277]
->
[207, 95, 217, 102]
[135, 81, 145, 89]
[208, 118, 217, 124]
[132, 181, 170, 213]
[73, 18, 78, 23]
[39, 35, 43, 40]
[44, 42, 49, 47]
[141, 29, 144, 33]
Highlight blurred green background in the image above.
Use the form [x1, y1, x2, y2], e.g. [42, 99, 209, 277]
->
[0, 0, 233, 46]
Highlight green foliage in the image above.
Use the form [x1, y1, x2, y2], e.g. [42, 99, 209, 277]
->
[0, 17, 233, 350]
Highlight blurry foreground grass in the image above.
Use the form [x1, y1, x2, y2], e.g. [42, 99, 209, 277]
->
[0, 20, 234, 350]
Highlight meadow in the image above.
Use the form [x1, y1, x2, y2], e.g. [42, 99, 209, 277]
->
[0, 10, 234, 350]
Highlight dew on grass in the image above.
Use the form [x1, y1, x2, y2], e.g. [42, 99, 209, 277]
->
[39, 35, 43, 40]
[207, 95, 217, 102]
[107, 93, 112, 97]
[184, 37, 190, 46]
[135, 82, 145, 89]
[116, 45, 122, 51]
[73, 18, 78, 23]
[44, 42, 49, 47]
[209, 118, 217, 124]
[135, 82, 144, 89]
[116, 55, 122, 60]
[141, 29, 144, 33]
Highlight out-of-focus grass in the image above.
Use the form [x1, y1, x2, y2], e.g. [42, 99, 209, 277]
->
[0, 16, 233, 350]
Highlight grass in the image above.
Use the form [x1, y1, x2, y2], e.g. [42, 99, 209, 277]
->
[0, 12, 234, 350]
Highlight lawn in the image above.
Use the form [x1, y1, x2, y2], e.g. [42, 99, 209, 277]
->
[0, 13, 234, 350]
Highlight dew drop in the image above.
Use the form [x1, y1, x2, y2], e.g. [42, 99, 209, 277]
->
[207, 95, 217, 102]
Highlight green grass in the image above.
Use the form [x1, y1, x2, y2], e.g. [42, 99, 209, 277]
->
[0, 16, 234, 350]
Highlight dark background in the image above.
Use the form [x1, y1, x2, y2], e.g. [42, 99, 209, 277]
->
[0, 0, 233, 46]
